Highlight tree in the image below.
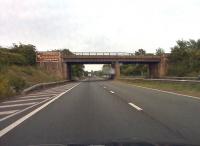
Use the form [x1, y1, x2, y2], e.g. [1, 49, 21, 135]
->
[168, 39, 200, 76]
[135, 49, 146, 55]
[11, 43, 36, 65]
[156, 48, 165, 55]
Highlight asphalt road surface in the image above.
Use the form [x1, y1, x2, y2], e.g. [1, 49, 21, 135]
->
[0, 77, 200, 146]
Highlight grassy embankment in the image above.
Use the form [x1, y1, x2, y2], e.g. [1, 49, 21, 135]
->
[0, 44, 62, 99]
[0, 65, 62, 99]
[119, 78, 200, 97]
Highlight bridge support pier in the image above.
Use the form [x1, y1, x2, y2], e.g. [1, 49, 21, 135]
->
[62, 63, 72, 80]
[112, 62, 120, 80]
[148, 63, 159, 78]
[148, 54, 168, 78]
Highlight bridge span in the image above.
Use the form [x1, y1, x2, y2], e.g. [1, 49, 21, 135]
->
[36, 51, 168, 80]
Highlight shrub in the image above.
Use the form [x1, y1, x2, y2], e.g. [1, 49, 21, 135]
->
[8, 75, 26, 93]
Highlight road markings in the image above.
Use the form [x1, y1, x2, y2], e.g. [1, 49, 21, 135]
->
[110, 91, 115, 94]
[20, 94, 55, 99]
[0, 97, 52, 122]
[2, 97, 48, 104]
[0, 102, 37, 108]
[103, 86, 106, 89]
[128, 102, 143, 111]
[129, 84, 200, 101]
[26, 93, 58, 96]
[0, 110, 19, 116]
[0, 83, 81, 138]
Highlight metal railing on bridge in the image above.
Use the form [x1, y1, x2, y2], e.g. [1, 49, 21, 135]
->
[71, 52, 134, 56]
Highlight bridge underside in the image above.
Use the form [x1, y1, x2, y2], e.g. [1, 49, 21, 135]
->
[62, 61, 165, 80]
[37, 52, 168, 80]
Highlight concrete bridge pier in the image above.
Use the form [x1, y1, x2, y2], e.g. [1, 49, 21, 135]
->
[148, 63, 159, 78]
[148, 54, 168, 78]
[62, 63, 72, 80]
[111, 62, 120, 80]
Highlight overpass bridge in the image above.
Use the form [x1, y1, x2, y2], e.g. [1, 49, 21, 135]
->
[36, 51, 168, 80]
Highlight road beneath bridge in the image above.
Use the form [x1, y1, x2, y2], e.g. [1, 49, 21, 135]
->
[0, 78, 200, 145]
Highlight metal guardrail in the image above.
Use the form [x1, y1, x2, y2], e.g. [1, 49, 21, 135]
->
[120, 77, 200, 83]
[22, 80, 70, 95]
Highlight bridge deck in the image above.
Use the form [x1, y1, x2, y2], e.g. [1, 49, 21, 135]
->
[62, 52, 161, 64]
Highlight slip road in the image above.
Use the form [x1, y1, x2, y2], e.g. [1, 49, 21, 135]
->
[0, 77, 200, 145]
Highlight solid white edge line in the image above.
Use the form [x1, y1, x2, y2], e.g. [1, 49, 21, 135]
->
[0, 83, 81, 138]
[128, 84, 200, 100]
[128, 102, 143, 111]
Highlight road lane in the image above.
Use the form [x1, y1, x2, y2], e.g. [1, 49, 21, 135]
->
[99, 80, 200, 144]
[0, 82, 78, 127]
[0, 80, 190, 146]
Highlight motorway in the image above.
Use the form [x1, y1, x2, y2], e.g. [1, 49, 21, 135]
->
[0, 78, 200, 145]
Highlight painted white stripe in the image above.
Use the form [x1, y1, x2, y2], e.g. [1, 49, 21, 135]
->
[27, 93, 58, 96]
[0, 110, 18, 116]
[0, 102, 37, 108]
[0, 83, 80, 138]
[128, 102, 143, 111]
[41, 91, 63, 94]
[3, 97, 47, 104]
[129, 84, 200, 100]
[20, 94, 56, 99]
[103, 86, 106, 89]
[0, 97, 52, 122]
[110, 91, 115, 94]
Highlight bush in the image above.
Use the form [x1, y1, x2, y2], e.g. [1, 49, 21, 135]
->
[8, 75, 26, 93]
[0, 79, 14, 98]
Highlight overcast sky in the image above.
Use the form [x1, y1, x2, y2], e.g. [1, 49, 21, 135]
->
[0, 0, 200, 71]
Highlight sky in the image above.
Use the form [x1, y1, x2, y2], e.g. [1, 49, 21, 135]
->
[0, 0, 200, 71]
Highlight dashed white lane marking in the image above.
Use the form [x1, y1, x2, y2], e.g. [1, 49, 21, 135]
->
[128, 102, 143, 111]
[103, 86, 106, 89]
[0, 102, 37, 108]
[3, 97, 48, 104]
[0, 110, 19, 116]
[110, 91, 115, 94]
[0, 83, 81, 138]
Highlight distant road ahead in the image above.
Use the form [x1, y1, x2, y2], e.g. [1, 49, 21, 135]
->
[0, 78, 200, 145]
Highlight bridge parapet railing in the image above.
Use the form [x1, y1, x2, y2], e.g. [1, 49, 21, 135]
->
[62, 52, 161, 59]
[71, 52, 134, 56]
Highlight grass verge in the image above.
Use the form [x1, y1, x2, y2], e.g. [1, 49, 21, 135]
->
[118, 78, 200, 97]
[0, 65, 63, 99]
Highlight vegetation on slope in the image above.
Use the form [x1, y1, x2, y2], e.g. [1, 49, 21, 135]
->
[120, 39, 200, 77]
[0, 44, 62, 99]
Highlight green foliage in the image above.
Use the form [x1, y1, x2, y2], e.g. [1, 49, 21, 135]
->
[0, 65, 62, 99]
[0, 43, 36, 67]
[135, 49, 146, 55]
[121, 64, 148, 76]
[168, 39, 200, 76]
[71, 64, 85, 78]
[61, 49, 73, 55]
[61, 49, 85, 78]
[156, 48, 165, 55]
[8, 74, 26, 93]
[120, 49, 149, 76]
[11, 43, 36, 65]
